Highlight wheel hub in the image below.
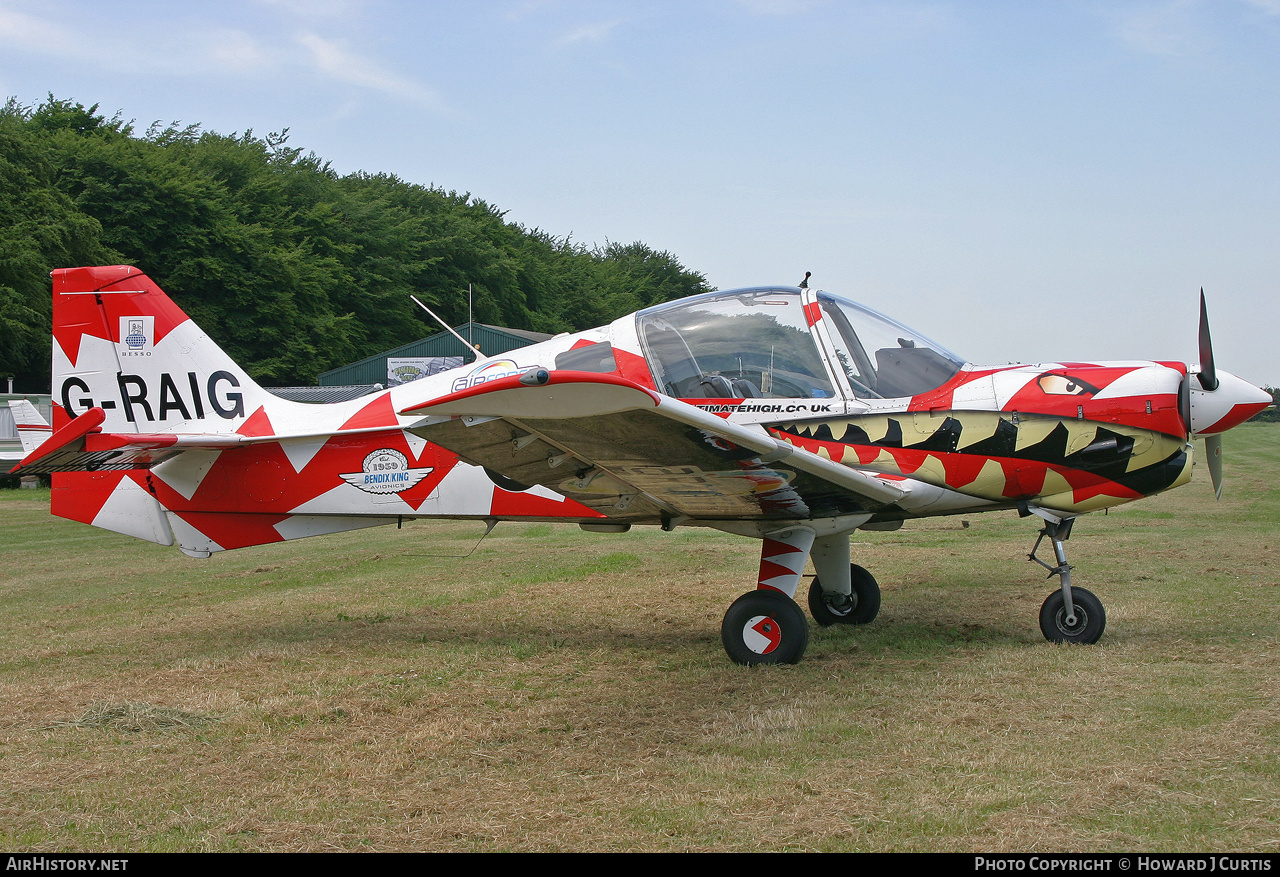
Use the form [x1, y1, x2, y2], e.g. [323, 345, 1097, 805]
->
[823, 593, 854, 616]
[1055, 606, 1087, 635]
[742, 615, 781, 654]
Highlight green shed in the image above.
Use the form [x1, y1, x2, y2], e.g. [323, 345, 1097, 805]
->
[318, 322, 554, 387]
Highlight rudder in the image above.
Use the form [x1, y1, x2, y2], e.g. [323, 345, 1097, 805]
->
[52, 266, 272, 434]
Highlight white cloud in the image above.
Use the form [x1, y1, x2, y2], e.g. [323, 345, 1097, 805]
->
[1104, 0, 1280, 57]
[731, 0, 825, 15]
[1107, 1, 1201, 56]
[0, 2, 446, 113]
[1241, 0, 1280, 14]
[551, 18, 625, 49]
[0, 4, 272, 77]
[256, 0, 370, 20]
[0, 4, 78, 56]
[505, 0, 561, 23]
[205, 28, 275, 73]
[296, 32, 447, 111]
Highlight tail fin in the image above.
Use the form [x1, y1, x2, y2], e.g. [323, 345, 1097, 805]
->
[7, 399, 52, 454]
[52, 266, 274, 434]
[35, 266, 440, 557]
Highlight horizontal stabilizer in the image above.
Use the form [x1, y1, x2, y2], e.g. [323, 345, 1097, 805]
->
[10, 406, 253, 476]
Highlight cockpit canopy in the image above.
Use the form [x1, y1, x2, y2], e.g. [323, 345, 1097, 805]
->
[636, 287, 965, 401]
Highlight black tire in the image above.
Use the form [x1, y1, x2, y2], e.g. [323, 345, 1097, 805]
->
[1039, 587, 1106, 644]
[721, 590, 810, 665]
[808, 564, 881, 626]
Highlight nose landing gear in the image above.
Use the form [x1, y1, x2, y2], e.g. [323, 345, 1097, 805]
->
[1027, 516, 1107, 644]
[807, 564, 881, 627]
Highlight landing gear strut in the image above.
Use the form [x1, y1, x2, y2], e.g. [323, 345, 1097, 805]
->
[1027, 517, 1106, 644]
[720, 529, 882, 665]
[720, 528, 816, 665]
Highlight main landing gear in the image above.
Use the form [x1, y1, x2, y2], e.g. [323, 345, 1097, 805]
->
[722, 590, 810, 665]
[720, 528, 882, 666]
[808, 564, 880, 627]
[1027, 516, 1106, 644]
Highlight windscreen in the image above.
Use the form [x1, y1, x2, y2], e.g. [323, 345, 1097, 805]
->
[637, 289, 836, 399]
[816, 292, 965, 398]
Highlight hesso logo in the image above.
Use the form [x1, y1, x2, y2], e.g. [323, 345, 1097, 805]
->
[118, 315, 154, 357]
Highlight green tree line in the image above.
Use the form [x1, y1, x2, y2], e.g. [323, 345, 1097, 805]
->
[1250, 388, 1280, 422]
[0, 96, 711, 390]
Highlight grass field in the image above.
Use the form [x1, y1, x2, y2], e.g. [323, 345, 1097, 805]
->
[1, 425, 1277, 852]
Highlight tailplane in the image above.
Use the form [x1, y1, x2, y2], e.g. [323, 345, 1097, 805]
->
[15, 265, 291, 481]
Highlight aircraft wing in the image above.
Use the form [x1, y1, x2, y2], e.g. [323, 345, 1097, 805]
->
[401, 372, 909, 523]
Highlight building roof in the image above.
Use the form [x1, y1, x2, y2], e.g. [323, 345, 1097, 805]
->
[318, 322, 554, 387]
[266, 385, 385, 403]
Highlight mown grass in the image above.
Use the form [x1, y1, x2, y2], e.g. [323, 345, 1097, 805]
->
[0, 425, 1277, 851]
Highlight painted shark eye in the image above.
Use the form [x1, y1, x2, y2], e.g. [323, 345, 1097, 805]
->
[1037, 373, 1100, 396]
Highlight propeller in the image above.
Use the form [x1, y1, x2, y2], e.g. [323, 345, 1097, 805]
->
[1197, 289, 1223, 499]
[1188, 290, 1271, 500]
[1205, 433, 1224, 501]
[1197, 289, 1218, 392]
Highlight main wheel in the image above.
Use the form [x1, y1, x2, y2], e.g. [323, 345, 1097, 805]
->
[808, 564, 881, 627]
[1039, 587, 1106, 644]
[721, 590, 810, 665]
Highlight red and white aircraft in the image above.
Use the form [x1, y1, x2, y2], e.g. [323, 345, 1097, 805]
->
[9, 266, 1271, 664]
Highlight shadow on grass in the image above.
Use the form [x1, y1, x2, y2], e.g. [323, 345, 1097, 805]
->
[177, 589, 1046, 668]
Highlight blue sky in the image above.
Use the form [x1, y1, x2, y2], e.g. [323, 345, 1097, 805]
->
[2, 0, 1277, 384]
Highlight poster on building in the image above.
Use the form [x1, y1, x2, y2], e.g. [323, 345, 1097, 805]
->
[387, 357, 464, 386]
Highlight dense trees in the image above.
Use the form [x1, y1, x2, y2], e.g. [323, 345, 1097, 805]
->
[0, 97, 711, 390]
[1251, 388, 1280, 422]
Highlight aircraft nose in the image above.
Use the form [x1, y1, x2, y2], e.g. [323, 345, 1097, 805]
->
[1188, 369, 1273, 435]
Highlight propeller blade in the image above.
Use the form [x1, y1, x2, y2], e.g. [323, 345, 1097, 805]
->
[1205, 433, 1224, 500]
[1198, 289, 1219, 391]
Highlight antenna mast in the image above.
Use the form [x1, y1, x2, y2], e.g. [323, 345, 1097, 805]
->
[409, 295, 480, 362]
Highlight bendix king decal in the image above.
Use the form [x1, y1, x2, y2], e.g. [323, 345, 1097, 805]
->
[340, 449, 434, 495]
